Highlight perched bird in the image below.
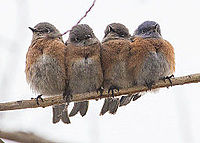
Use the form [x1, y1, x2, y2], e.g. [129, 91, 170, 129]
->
[128, 20, 175, 90]
[100, 23, 136, 115]
[25, 22, 70, 124]
[65, 24, 103, 117]
[119, 21, 175, 108]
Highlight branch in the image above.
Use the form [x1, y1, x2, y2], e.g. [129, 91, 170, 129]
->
[0, 73, 200, 111]
[61, 0, 96, 36]
[0, 130, 52, 143]
[0, 139, 4, 143]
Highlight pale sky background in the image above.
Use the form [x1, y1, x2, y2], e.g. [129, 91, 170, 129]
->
[0, 0, 200, 143]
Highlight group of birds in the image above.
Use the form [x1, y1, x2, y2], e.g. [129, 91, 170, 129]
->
[25, 20, 175, 124]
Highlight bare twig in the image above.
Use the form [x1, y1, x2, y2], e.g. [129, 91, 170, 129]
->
[0, 130, 52, 143]
[0, 73, 200, 111]
[0, 139, 4, 143]
[61, 0, 96, 36]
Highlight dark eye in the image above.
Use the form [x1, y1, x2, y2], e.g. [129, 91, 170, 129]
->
[75, 37, 79, 42]
[120, 34, 125, 37]
[141, 29, 145, 34]
[86, 34, 92, 39]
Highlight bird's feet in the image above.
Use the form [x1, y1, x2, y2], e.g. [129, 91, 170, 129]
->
[108, 85, 119, 98]
[162, 74, 174, 86]
[63, 88, 72, 104]
[97, 86, 104, 99]
[145, 81, 155, 91]
[35, 94, 44, 105]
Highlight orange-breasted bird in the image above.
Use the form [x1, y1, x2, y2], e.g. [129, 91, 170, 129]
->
[100, 23, 135, 115]
[65, 24, 103, 117]
[25, 22, 70, 124]
[128, 20, 175, 90]
[119, 21, 175, 108]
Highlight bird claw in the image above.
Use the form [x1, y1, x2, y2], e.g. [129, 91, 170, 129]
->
[162, 74, 174, 86]
[36, 94, 44, 105]
[97, 86, 104, 98]
[145, 81, 154, 91]
[108, 85, 119, 97]
[63, 88, 72, 104]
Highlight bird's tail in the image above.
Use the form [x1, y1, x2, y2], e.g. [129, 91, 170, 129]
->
[52, 104, 71, 124]
[100, 97, 120, 116]
[69, 101, 89, 117]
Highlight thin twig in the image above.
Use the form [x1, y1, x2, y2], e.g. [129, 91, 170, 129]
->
[0, 73, 200, 111]
[61, 0, 96, 36]
[0, 130, 52, 143]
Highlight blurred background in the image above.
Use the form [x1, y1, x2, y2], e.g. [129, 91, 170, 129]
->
[0, 0, 200, 142]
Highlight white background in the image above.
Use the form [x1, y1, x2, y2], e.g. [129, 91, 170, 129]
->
[0, 0, 200, 142]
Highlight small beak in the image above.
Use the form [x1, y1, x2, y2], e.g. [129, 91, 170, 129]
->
[154, 24, 161, 36]
[154, 24, 159, 32]
[28, 27, 37, 32]
[108, 25, 114, 33]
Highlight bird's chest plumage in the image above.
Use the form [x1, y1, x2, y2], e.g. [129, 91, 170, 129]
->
[133, 38, 173, 86]
[27, 54, 66, 95]
[68, 57, 102, 94]
[26, 39, 67, 95]
[102, 40, 133, 89]
[66, 43, 103, 94]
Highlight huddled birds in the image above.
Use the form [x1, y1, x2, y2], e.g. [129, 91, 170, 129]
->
[25, 21, 175, 124]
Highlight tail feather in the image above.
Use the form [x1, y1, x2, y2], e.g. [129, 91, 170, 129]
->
[52, 104, 64, 123]
[69, 102, 81, 117]
[119, 94, 134, 107]
[109, 98, 120, 115]
[79, 101, 89, 117]
[52, 104, 71, 124]
[61, 104, 71, 124]
[99, 98, 112, 116]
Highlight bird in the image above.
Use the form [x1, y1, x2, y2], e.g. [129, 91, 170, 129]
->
[65, 24, 103, 117]
[119, 21, 175, 108]
[128, 20, 175, 90]
[100, 23, 137, 115]
[25, 22, 70, 124]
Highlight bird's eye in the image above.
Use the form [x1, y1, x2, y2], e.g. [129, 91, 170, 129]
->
[87, 34, 92, 39]
[141, 29, 145, 34]
[120, 34, 125, 37]
[75, 38, 79, 42]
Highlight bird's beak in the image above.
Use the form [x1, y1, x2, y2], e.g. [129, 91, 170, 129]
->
[154, 24, 159, 32]
[28, 27, 37, 32]
[108, 25, 114, 33]
[154, 24, 161, 36]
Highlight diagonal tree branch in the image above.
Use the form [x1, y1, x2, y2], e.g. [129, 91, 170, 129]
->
[0, 73, 200, 112]
[60, 0, 96, 36]
[48, 0, 96, 39]
[0, 130, 52, 143]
